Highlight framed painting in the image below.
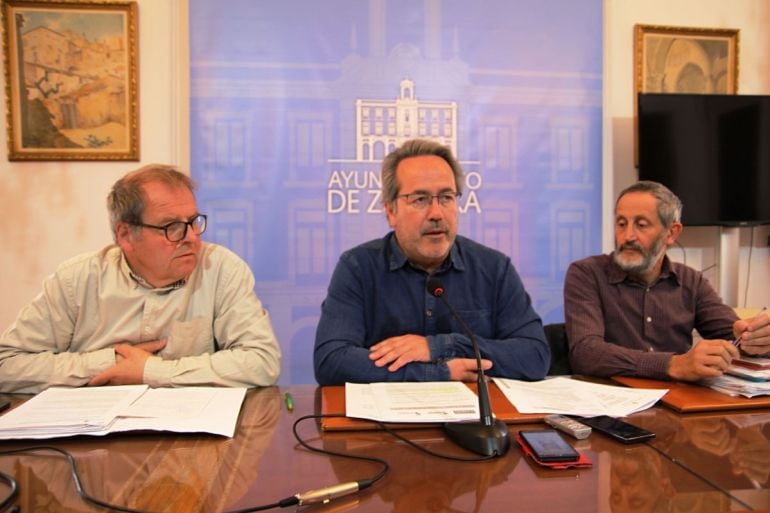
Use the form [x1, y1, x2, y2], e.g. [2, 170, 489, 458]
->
[2, 0, 139, 161]
[633, 24, 739, 164]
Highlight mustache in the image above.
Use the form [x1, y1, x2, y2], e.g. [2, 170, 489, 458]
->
[618, 242, 643, 252]
[421, 222, 448, 235]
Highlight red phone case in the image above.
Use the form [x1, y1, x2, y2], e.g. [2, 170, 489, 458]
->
[515, 433, 593, 469]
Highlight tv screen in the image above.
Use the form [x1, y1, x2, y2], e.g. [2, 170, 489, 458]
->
[638, 93, 770, 226]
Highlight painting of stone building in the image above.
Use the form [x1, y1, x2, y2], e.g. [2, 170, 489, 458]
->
[2, 1, 138, 160]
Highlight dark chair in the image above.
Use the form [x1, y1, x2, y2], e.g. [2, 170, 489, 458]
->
[544, 323, 571, 375]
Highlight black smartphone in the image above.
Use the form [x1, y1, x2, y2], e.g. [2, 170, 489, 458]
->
[578, 415, 655, 444]
[518, 429, 580, 462]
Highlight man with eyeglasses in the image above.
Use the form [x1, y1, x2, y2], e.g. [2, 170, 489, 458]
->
[0, 164, 280, 393]
[314, 139, 549, 385]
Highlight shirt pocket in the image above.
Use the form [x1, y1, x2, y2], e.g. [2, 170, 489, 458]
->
[453, 309, 493, 338]
[162, 318, 214, 359]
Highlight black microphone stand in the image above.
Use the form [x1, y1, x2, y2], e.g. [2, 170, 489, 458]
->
[427, 278, 510, 457]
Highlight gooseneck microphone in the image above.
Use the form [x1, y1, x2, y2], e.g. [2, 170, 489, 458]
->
[426, 277, 510, 457]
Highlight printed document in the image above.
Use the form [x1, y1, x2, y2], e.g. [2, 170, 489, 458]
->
[0, 386, 247, 439]
[345, 382, 480, 423]
[493, 377, 668, 417]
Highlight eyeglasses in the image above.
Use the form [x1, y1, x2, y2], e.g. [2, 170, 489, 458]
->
[133, 214, 207, 242]
[397, 191, 462, 210]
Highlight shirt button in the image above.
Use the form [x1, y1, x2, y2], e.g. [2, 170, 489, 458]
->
[646, 317, 652, 323]
[426, 310, 433, 317]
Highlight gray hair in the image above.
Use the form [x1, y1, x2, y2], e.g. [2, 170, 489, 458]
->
[617, 180, 682, 227]
[381, 139, 464, 207]
[107, 164, 195, 239]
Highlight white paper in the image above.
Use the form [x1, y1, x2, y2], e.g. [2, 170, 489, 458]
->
[109, 387, 247, 437]
[345, 382, 480, 423]
[702, 375, 770, 398]
[0, 385, 148, 435]
[0, 386, 247, 440]
[492, 376, 668, 417]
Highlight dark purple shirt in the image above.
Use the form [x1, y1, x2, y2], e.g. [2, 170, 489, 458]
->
[564, 253, 738, 379]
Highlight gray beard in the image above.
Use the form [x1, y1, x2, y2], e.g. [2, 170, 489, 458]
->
[613, 235, 667, 276]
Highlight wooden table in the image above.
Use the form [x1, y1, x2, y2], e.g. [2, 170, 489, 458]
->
[0, 385, 767, 512]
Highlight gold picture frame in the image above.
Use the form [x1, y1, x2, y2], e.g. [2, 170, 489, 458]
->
[2, 0, 139, 161]
[633, 24, 739, 165]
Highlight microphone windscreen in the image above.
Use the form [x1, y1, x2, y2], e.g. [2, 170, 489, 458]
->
[426, 277, 444, 297]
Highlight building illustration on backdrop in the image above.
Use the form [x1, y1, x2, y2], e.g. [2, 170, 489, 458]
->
[356, 78, 457, 160]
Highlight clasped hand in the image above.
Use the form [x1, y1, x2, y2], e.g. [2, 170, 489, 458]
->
[369, 335, 492, 381]
[89, 339, 167, 386]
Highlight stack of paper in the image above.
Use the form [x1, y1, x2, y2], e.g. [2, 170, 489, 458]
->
[703, 375, 770, 398]
[702, 355, 770, 397]
[492, 377, 668, 417]
[345, 382, 480, 422]
[0, 385, 247, 440]
[725, 366, 770, 383]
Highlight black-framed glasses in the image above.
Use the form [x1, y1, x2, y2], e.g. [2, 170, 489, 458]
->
[397, 191, 461, 210]
[133, 214, 207, 242]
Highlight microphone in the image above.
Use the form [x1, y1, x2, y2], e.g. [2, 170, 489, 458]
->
[426, 277, 510, 457]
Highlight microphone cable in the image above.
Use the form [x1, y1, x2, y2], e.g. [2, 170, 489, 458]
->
[227, 412, 497, 512]
[0, 469, 18, 513]
[0, 413, 495, 513]
[226, 413, 390, 513]
[0, 445, 152, 513]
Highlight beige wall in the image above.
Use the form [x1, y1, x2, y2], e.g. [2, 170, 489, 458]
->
[1, 1, 767, 332]
[604, 0, 770, 308]
[0, 0, 188, 329]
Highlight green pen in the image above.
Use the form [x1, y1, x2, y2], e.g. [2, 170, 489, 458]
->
[284, 392, 294, 412]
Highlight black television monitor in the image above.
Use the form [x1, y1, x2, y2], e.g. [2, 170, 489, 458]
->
[637, 93, 770, 226]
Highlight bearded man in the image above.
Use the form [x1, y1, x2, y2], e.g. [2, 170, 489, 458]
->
[563, 181, 769, 381]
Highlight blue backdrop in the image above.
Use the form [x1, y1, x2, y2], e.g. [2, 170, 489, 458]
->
[189, 0, 603, 384]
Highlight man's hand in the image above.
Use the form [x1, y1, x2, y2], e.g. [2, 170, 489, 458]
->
[733, 310, 770, 356]
[89, 339, 167, 386]
[447, 358, 493, 381]
[369, 335, 430, 372]
[667, 340, 739, 382]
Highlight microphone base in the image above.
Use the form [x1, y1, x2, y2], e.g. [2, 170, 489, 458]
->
[444, 419, 510, 457]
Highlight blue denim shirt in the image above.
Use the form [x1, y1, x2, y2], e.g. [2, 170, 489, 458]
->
[314, 233, 549, 385]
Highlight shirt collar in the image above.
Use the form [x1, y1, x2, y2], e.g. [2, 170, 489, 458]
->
[607, 252, 680, 286]
[119, 251, 186, 292]
[386, 232, 465, 273]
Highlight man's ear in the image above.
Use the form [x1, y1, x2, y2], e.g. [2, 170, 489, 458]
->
[115, 222, 134, 252]
[666, 222, 683, 245]
[384, 201, 397, 229]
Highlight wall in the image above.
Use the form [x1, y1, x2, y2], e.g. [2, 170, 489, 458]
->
[604, 0, 770, 308]
[0, 0, 188, 329]
[1, 0, 768, 332]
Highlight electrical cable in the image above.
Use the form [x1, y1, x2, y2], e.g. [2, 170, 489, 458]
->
[0, 446, 150, 513]
[644, 442, 753, 511]
[0, 470, 18, 513]
[0, 413, 496, 513]
[742, 227, 755, 308]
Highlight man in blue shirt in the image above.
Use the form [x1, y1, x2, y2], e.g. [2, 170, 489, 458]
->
[314, 139, 549, 385]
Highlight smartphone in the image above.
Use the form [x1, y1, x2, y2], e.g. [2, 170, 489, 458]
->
[578, 415, 655, 444]
[518, 429, 580, 462]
